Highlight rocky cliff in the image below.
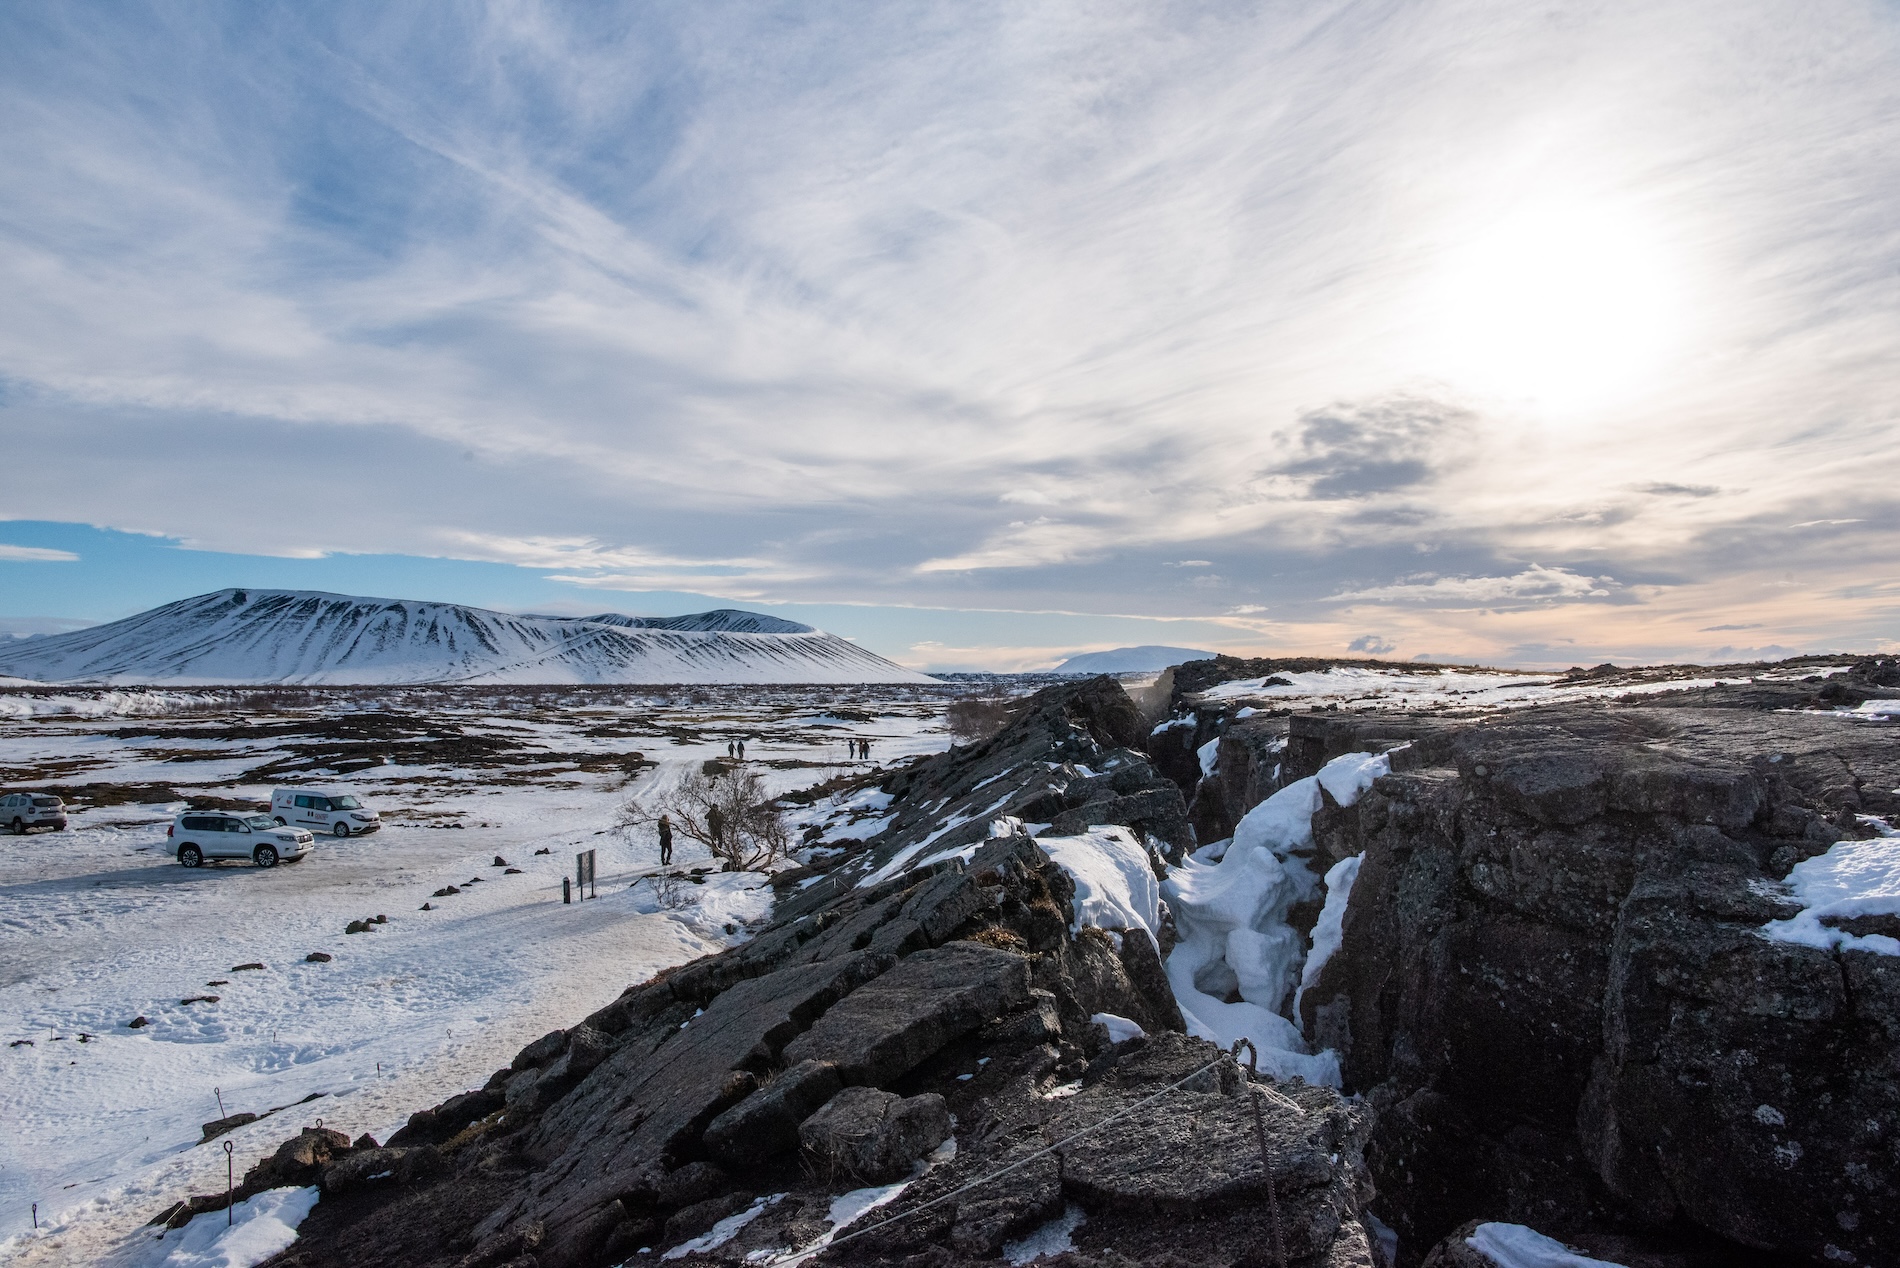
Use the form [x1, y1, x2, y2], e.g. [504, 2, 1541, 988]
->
[235, 677, 1379, 1268]
[1258, 661, 1900, 1267]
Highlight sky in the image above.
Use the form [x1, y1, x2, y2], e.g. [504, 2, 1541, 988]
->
[1, 1, 1896, 672]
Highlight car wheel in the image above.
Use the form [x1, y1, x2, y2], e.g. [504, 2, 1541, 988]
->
[179, 845, 203, 867]
[334, 822, 351, 838]
[9, 818, 22, 835]
[254, 844, 279, 868]
[273, 816, 287, 826]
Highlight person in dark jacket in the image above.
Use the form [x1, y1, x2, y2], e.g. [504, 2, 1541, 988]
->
[657, 813, 674, 866]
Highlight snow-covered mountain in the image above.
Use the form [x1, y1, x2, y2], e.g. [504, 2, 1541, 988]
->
[1053, 645, 1216, 674]
[0, 590, 937, 685]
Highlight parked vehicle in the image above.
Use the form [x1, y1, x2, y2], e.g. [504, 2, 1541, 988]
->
[170, 812, 313, 868]
[2, 792, 67, 834]
[270, 788, 381, 837]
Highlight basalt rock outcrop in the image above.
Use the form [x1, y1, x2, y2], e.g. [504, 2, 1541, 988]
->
[1289, 682, 1900, 1266]
[246, 678, 1374, 1268]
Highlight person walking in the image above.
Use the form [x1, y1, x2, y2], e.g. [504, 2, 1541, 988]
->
[657, 813, 674, 866]
[737, 738, 747, 760]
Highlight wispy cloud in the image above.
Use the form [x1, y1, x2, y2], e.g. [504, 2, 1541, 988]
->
[0, 545, 79, 562]
[1336, 565, 1615, 607]
[0, 1, 1895, 661]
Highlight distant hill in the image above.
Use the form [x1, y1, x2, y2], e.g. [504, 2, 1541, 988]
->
[578, 609, 816, 634]
[1053, 645, 1217, 674]
[0, 589, 935, 685]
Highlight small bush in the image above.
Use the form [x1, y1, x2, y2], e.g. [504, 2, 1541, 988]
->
[946, 694, 1011, 742]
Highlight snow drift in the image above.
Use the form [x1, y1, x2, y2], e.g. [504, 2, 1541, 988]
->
[0, 589, 936, 685]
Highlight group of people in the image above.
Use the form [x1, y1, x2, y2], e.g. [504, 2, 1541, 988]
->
[848, 737, 873, 760]
[725, 739, 746, 759]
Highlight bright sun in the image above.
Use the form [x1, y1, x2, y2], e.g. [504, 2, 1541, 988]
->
[1418, 200, 1686, 412]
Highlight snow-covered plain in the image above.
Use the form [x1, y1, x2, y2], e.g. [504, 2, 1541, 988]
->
[0, 684, 954, 1266]
[1191, 663, 1843, 711]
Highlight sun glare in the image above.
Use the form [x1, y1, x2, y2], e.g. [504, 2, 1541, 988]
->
[1419, 200, 1686, 412]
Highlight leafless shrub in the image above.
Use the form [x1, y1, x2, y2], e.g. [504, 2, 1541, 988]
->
[639, 868, 691, 909]
[618, 766, 791, 872]
[945, 693, 1011, 743]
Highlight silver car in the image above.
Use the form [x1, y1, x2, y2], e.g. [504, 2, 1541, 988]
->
[2, 792, 66, 834]
[170, 812, 314, 868]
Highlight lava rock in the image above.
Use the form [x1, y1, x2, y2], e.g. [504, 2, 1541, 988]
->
[799, 1086, 951, 1183]
[199, 1112, 260, 1143]
[241, 1125, 352, 1191]
[703, 1059, 843, 1164]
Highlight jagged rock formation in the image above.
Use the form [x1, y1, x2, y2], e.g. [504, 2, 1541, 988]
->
[208, 660, 1900, 1268]
[247, 678, 1375, 1268]
[1276, 664, 1900, 1266]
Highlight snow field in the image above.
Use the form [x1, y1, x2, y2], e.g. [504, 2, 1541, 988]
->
[1190, 663, 1803, 712]
[0, 694, 952, 1266]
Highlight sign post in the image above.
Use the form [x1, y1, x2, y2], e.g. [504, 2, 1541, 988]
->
[576, 849, 597, 900]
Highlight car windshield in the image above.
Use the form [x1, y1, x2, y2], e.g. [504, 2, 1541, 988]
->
[330, 796, 362, 809]
[243, 814, 276, 829]
[32, 797, 60, 807]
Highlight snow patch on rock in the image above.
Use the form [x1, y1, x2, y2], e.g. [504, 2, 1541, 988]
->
[1293, 853, 1362, 1017]
[1761, 836, 1900, 956]
[1039, 827, 1161, 945]
[1465, 1220, 1630, 1267]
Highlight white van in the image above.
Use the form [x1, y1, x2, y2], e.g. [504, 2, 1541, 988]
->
[271, 788, 382, 837]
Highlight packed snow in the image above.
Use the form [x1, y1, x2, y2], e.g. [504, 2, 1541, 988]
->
[1197, 737, 1220, 779]
[129, 1186, 318, 1268]
[1089, 1013, 1146, 1044]
[663, 1193, 784, 1259]
[1161, 750, 1393, 1085]
[1761, 836, 1900, 956]
[0, 589, 936, 686]
[1464, 1221, 1629, 1268]
[1293, 854, 1363, 1017]
[1038, 827, 1161, 943]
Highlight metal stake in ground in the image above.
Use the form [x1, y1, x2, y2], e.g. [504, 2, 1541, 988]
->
[1226, 1039, 1291, 1268]
[1247, 1085, 1288, 1268]
[223, 1140, 235, 1226]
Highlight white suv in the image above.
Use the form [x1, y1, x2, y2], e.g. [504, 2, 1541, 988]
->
[271, 788, 381, 837]
[2, 793, 67, 834]
[171, 812, 313, 868]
